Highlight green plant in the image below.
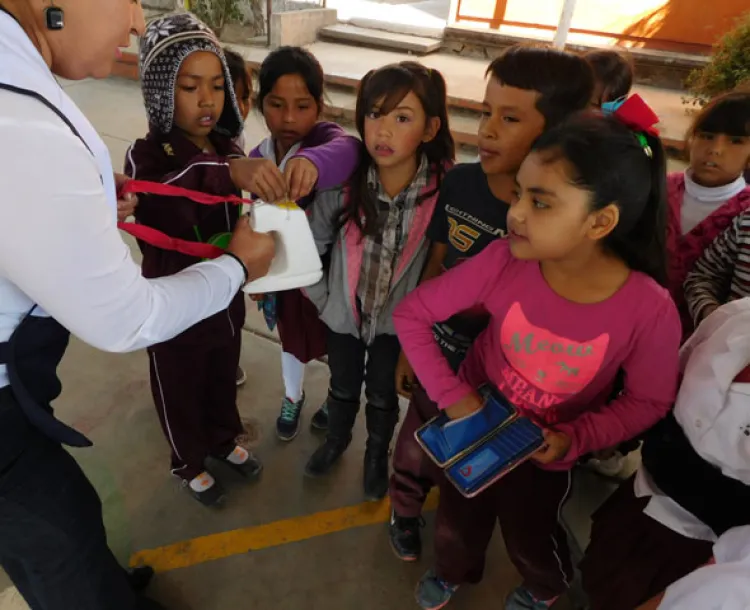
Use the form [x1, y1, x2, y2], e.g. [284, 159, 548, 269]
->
[685, 11, 750, 106]
[191, 0, 243, 36]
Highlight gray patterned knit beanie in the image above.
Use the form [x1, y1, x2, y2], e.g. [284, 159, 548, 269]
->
[139, 12, 243, 138]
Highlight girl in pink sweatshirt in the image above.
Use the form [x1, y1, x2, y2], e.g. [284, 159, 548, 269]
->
[394, 113, 682, 610]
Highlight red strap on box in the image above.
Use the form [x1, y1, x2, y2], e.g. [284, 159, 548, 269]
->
[116, 179, 256, 259]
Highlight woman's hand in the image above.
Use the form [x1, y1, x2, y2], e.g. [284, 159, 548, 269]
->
[227, 216, 276, 282]
[114, 172, 138, 221]
[444, 391, 484, 420]
[395, 352, 417, 399]
[532, 429, 572, 465]
[229, 158, 287, 203]
[284, 158, 319, 201]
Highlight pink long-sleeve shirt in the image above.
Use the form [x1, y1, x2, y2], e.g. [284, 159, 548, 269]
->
[394, 240, 681, 469]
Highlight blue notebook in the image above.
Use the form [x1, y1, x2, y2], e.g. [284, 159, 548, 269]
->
[415, 385, 544, 498]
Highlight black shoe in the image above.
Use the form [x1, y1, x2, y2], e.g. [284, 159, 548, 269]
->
[363, 447, 390, 501]
[310, 400, 329, 431]
[304, 397, 358, 476]
[182, 472, 226, 508]
[277, 393, 305, 441]
[389, 510, 424, 561]
[221, 450, 264, 480]
[363, 405, 399, 501]
[304, 437, 351, 477]
[127, 565, 154, 592]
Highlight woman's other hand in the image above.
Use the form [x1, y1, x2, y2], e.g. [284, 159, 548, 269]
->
[114, 172, 138, 221]
[227, 216, 276, 282]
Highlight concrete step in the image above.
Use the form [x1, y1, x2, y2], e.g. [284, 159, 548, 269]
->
[117, 38, 691, 157]
[444, 24, 709, 92]
[345, 16, 444, 41]
[318, 24, 442, 55]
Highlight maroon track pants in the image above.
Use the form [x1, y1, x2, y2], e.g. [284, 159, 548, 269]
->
[389, 385, 441, 518]
[435, 461, 574, 602]
[148, 333, 243, 481]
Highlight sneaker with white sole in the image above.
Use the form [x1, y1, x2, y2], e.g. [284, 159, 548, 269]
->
[276, 393, 305, 441]
[584, 451, 626, 479]
[505, 586, 559, 610]
[389, 510, 424, 561]
[415, 569, 459, 610]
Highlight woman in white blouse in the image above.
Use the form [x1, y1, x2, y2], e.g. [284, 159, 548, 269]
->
[0, 0, 274, 608]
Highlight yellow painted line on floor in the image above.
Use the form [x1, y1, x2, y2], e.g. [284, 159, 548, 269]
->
[130, 490, 439, 573]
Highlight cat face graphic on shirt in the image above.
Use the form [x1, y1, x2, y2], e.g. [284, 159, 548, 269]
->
[500, 302, 609, 398]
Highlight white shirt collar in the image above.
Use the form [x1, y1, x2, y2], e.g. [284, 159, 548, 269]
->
[258, 137, 301, 171]
[684, 169, 747, 203]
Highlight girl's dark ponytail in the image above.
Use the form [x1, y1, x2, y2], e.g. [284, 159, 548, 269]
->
[606, 131, 668, 287]
[344, 69, 378, 237]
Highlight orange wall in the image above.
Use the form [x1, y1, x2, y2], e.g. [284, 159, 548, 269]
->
[455, 0, 749, 51]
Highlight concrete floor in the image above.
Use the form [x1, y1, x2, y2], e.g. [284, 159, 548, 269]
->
[0, 76, 674, 610]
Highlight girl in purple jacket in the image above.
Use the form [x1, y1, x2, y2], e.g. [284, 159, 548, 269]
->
[248, 47, 361, 442]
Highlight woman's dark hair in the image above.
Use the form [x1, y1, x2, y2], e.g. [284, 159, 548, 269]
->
[688, 89, 750, 138]
[224, 48, 251, 101]
[487, 44, 594, 129]
[342, 62, 455, 236]
[583, 49, 634, 104]
[533, 113, 668, 286]
[257, 46, 325, 112]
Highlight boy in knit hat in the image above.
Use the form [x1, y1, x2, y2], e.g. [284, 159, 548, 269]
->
[126, 13, 286, 506]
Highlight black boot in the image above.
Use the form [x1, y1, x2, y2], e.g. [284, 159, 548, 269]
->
[127, 565, 154, 591]
[304, 397, 359, 477]
[363, 405, 399, 501]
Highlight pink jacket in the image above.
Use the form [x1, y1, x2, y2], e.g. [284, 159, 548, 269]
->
[666, 172, 750, 337]
[305, 163, 448, 339]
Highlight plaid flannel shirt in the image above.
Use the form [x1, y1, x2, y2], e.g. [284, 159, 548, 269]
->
[356, 155, 429, 344]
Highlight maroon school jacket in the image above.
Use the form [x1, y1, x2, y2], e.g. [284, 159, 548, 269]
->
[125, 130, 246, 349]
[666, 172, 750, 339]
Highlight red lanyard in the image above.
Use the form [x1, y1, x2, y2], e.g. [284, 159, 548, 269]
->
[117, 180, 256, 259]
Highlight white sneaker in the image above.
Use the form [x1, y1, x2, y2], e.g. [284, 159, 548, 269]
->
[586, 452, 626, 478]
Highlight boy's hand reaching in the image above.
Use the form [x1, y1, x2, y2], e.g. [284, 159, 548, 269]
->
[445, 391, 484, 420]
[532, 429, 572, 465]
[284, 158, 319, 201]
[229, 158, 287, 203]
[395, 352, 417, 399]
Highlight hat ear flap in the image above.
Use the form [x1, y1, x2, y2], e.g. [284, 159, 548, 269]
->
[215, 53, 244, 139]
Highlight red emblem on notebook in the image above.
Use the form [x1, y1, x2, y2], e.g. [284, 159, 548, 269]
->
[460, 465, 473, 477]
